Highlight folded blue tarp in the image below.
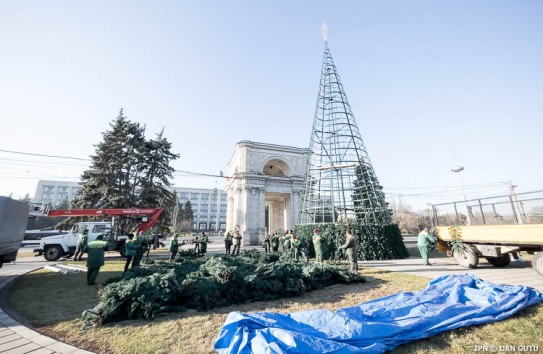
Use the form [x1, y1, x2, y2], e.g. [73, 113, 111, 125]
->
[214, 274, 543, 353]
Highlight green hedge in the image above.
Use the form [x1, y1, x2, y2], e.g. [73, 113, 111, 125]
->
[293, 223, 409, 261]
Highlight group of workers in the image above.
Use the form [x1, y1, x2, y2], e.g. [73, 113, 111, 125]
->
[223, 229, 243, 255]
[261, 229, 309, 261]
[167, 232, 212, 261]
[73, 228, 153, 285]
[78, 225, 435, 286]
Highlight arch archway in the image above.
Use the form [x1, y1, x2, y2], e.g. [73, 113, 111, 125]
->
[262, 158, 292, 177]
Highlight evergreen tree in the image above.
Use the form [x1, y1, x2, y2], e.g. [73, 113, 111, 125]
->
[74, 109, 146, 209]
[352, 164, 392, 224]
[181, 200, 194, 232]
[138, 129, 179, 235]
[138, 130, 178, 207]
[73, 109, 180, 233]
[57, 196, 70, 210]
[171, 191, 183, 232]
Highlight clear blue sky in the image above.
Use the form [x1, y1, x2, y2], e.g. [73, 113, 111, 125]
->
[1, 0, 542, 211]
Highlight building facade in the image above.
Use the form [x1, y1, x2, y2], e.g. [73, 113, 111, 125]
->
[226, 141, 309, 245]
[32, 181, 227, 231]
[175, 187, 227, 231]
[32, 180, 80, 208]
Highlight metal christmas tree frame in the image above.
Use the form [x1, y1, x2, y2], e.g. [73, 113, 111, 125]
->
[299, 28, 392, 226]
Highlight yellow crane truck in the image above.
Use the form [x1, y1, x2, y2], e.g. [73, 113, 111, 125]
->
[435, 224, 543, 276]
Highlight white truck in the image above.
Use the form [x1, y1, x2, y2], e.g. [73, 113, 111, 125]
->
[33, 207, 165, 261]
[34, 221, 115, 261]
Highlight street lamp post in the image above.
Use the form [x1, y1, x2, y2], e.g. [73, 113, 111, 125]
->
[451, 166, 471, 225]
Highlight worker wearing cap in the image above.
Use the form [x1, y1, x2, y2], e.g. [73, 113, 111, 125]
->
[169, 233, 179, 261]
[232, 230, 242, 256]
[338, 229, 358, 273]
[418, 227, 434, 266]
[73, 229, 88, 261]
[132, 231, 146, 268]
[85, 234, 108, 285]
[282, 230, 292, 255]
[123, 233, 136, 271]
[271, 231, 280, 252]
[199, 232, 209, 256]
[224, 231, 233, 255]
[312, 228, 327, 263]
[262, 230, 271, 253]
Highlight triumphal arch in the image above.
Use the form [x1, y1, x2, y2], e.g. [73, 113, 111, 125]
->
[225, 141, 309, 245]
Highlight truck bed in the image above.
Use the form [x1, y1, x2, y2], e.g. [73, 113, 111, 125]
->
[436, 224, 543, 247]
[0, 197, 30, 265]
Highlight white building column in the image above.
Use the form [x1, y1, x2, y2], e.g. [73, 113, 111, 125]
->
[258, 187, 266, 234]
[291, 189, 302, 226]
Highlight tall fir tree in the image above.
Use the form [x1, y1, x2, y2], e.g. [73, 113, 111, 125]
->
[181, 200, 194, 232]
[73, 109, 179, 227]
[139, 129, 179, 207]
[74, 109, 146, 208]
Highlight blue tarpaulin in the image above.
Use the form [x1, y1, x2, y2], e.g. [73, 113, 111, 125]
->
[214, 274, 543, 353]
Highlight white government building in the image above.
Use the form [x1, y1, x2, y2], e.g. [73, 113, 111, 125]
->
[33, 181, 228, 232]
[32, 141, 309, 245]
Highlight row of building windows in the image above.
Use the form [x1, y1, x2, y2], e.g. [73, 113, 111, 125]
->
[33, 181, 227, 230]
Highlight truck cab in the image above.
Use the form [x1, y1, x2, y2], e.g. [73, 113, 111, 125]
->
[33, 206, 164, 261]
[34, 221, 111, 261]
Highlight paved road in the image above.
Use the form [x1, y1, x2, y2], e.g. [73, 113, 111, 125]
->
[1, 238, 542, 353]
[362, 256, 543, 292]
[0, 257, 94, 354]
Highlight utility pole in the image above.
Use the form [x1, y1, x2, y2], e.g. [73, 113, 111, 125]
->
[451, 166, 471, 225]
[172, 192, 179, 232]
[508, 181, 524, 224]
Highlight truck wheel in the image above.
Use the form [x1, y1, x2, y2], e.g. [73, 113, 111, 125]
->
[44, 245, 63, 261]
[532, 252, 543, 276]
[486, 254, 511, 267]
[453, 246, 479, 269]
[0, 255, 4, 268]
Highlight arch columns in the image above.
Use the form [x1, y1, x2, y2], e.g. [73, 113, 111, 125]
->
[225, 141, 309, 246]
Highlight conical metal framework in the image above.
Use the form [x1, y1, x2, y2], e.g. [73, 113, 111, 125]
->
[299, 43, 392, 225]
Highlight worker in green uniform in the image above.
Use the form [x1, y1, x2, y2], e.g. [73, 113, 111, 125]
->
[85, 234, 108, 285]
[169, 233, 180, 261]
[312, 228, 327, 263]
[282, 230, 292, 256]
[132, 231, 146, 268]
[123, 233, 137, 272]
[271, 231, 280, 253]
[224, 231, 233, 255]
[291, 234, 308, 261]
[262, 231, 271, 253]
[338, 229, 358, 273]
[193, 234, 201, 256]
[232, 230, 242, 256]
[199, 232, 209, 256]
[417, 227, 434, 266]
[73, 229, 88, 261]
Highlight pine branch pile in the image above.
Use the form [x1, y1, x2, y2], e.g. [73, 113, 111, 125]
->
[82, 251, 365, 326]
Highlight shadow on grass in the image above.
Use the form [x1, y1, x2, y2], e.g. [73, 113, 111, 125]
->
[4, 269, 123, 328]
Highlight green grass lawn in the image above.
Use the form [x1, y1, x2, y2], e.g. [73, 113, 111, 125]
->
[5, 260, 543, 354]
